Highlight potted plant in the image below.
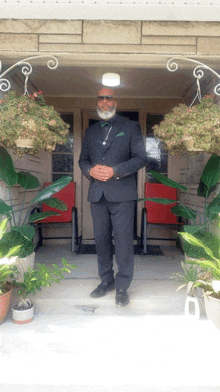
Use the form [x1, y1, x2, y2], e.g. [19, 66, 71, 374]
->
[140, 153, 220, 260]
[0, 263, 17, 323]
[171, 261, 208, 319]
[153, 95, 220, 156]
[10, 258, 76, 324]
[181, 231, 220, 329]
[0, 146, 72, 277]
[0, 91, 69, 157]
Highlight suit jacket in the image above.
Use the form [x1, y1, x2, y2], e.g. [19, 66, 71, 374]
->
[78, 114, 147, 202]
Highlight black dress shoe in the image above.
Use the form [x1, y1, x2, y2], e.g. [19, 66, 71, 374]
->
[90, 282, 115, 298]
[116, 290, 129, 306]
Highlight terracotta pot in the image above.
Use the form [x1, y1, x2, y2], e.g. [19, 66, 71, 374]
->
[15, 137, 34, 148]
[182, 135, 203, 151]
[204, 293, 220, 330]
[12, 303, 34, 324]
[0, 284, 12, 324]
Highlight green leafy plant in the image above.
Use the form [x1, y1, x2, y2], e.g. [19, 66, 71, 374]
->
[171, 261, 203, 295]
[11, 258, 76, 309]
[0, 263, 17, 295]
[153, 95, 220, 156]
[182, 231, 219, 260]
[139, 154, 220, 258]
[181, 231, 220, 300]
[0, 91, 70, 157]
[0, 146, 72, 258]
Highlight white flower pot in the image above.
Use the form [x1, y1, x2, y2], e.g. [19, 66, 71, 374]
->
[204, 294, 220, 330]
[12, 303, 34, 324]
[182, 136, 203, 151]
[15, 137, 34, 148]
[13, 252, 35, 282]
[3, 252, 35, 283]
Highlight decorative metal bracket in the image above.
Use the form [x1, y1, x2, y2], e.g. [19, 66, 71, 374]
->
[0, 55, 58, 94]
[167, 56, 220, 105]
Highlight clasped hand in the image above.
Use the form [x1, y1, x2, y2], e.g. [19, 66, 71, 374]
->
[90, 165, 114, 182]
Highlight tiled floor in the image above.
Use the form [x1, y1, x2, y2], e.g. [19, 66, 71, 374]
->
[1, 245, 220, 392]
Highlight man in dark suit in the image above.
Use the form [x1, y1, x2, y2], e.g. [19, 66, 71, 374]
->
[79, 87, 147, 306]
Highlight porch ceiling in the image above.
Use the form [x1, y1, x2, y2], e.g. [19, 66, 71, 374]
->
[26, 65, 195, 99]
[1, 54, 220, 99]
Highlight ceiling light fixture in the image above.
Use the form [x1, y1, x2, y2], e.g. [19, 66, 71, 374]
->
[102, 73, 120, 87]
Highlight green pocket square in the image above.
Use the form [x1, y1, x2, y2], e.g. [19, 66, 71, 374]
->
[115, 132, 125, 137]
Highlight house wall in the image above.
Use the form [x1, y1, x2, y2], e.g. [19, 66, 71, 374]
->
[1, 20, 220, 65]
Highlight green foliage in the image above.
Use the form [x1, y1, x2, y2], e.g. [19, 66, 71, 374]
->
[0, 231, 34, 258]
[171, 261, 202, 295]
[139, 154, 220, 234]
[0, 264, 17, 294]
[180, 231, 220, 299]
[0, 147, 72, 258]
[182, 231, 220, 260]
[17, 171, 40, 189]
[153, 95, 220, 156]
[146, 170, 188, 192]
[0, 145, 18, 186]
[0, 91, 70, 157]
[0, 218, 8, 239]
[11, 258, 76, 308]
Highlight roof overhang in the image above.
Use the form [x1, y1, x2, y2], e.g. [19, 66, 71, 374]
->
[1, 1, 220, 21]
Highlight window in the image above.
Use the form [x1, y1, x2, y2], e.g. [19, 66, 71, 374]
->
[145, 114, 168, 182]
[52, 113, 74, 183]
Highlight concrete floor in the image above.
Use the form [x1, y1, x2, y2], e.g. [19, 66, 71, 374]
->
[1, 245, 220, 392]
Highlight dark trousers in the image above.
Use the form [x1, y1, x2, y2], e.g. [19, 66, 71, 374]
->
[90, 195, 135, 291]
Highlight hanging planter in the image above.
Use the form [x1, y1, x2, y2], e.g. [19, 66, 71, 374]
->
[153, 95, 220, 156]
[0, 91, 70, 157]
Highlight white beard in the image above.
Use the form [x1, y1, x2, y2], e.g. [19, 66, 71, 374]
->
[97, 106, 116, 120]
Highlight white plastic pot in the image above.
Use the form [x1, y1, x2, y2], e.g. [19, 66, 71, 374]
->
[204, 294, 220, 330]
[15, 137, 34, 148]
[4, 252, 35, 283]
[12, 303, 34, 324]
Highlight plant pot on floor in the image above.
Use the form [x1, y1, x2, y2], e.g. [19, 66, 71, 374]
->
[204, 293, 220, 330]
[0, 284, 12, 324]
[12, 302, 34, 324]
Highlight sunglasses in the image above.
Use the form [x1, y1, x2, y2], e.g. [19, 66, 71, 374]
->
[97, 95, 115, 102]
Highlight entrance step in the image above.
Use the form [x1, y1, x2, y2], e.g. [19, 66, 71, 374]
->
[9, 278, 187, 317]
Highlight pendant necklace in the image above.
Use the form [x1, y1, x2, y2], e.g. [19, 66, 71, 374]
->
[102, 125, 112, 145]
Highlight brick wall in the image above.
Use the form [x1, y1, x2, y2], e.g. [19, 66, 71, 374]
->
[1, 20, 220, 59]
